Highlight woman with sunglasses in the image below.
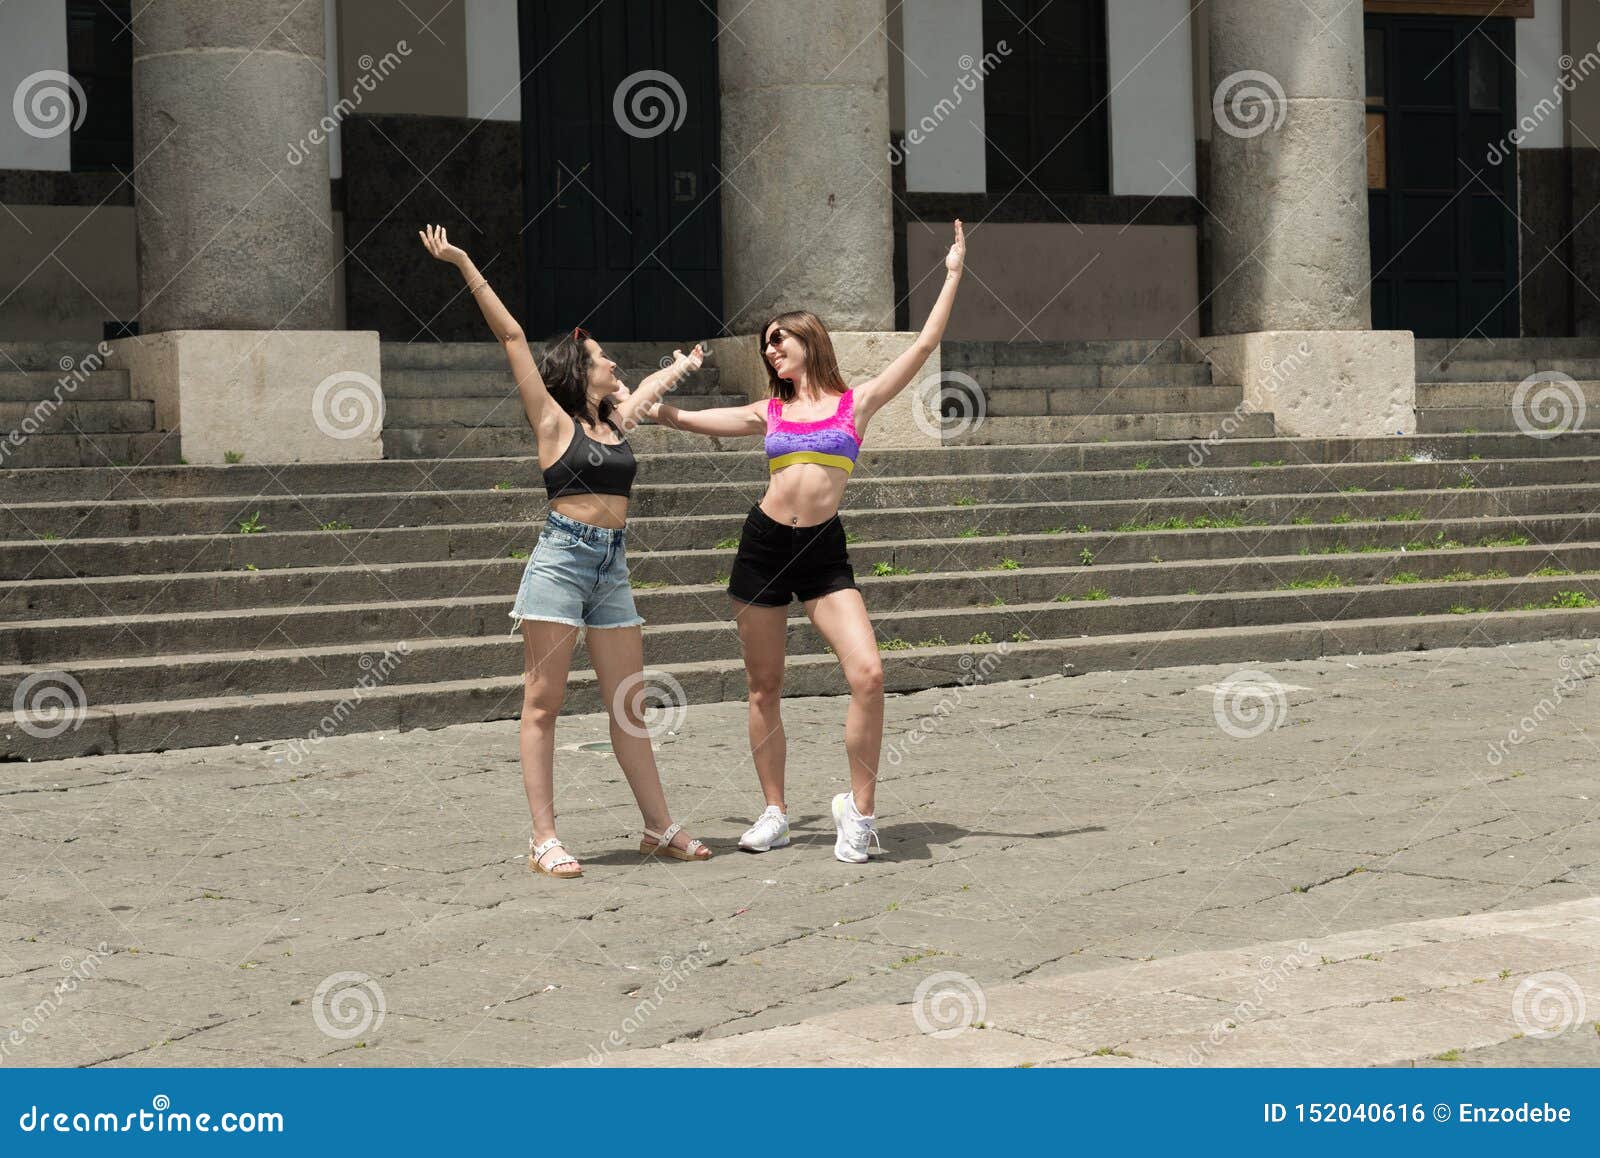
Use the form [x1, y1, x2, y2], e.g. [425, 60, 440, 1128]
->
[420, 224, 712, 879]
[648, 221, 966, 863]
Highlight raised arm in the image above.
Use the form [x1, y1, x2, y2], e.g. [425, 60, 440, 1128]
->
[854, 219, 966, 428]
[611, 343, 707, 430]
[419, 224, 553, 430]
[651, 398, 767, 438]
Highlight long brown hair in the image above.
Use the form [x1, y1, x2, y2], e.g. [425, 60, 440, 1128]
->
[759, 310, 848, 403]
[538, 332, 615, 429]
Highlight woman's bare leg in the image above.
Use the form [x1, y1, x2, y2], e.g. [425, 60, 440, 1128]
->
[520, 619, 580, 873]
[802, 588, 884, 815]
[734, 599, 791, 810]
[586, 624, 704, 854]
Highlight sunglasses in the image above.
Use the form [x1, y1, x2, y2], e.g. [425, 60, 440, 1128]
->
[762, 329, 787, 351]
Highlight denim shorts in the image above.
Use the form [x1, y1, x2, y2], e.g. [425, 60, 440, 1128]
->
[508, 510, 645, 632]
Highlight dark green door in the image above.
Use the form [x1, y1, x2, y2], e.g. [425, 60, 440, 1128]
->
[519, 0, 723, 340]
[1366, 13, 1519, 338]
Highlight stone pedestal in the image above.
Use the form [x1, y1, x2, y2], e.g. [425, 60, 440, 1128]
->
[108, 331, 383, 464]
[131, 1, 337, 331]
[718, 1, 895, 332]
[1198, 331, 1416, 438]
[1207, 0, 1371, 333]
[706, 332, 942, 449]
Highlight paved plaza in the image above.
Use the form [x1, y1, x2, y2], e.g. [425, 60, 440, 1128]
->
[3, 637, 1600, 1067]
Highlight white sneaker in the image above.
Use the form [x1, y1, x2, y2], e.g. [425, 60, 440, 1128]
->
[738, 805, 790, 852]
[832, 792, 881, 863]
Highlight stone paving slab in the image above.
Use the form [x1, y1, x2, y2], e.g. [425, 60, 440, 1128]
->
[3, 638, 1600, 1067]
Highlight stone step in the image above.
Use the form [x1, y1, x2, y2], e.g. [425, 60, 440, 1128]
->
[7, 458, 1591, 541]
[1413, 336, 1600, 365]
[381, 366, 723, 397]
[380, 423, 747, 459]
[384, 393, 747, 428]
[942, 338, 1201, 366]
[1414, 356, 1600, 382]
[10, 431, 1600, 503]
[949, 412, 1275, 443]
[0, 341, 110, 372]
[0, 503, 1582, 592]
[1417, 380, 1600, 407]
[959, 384, 1243, 417]
[7, 605, 1598, 760]
[0, 370, 131, 402]
[0, 399, 152, 436]
[381, 340, 704, 370]
[0, 432, 179, 470]
[15, 534, 1600, 642]
[1416, 407, 1600, 434]
[949, 363, 1214, 389]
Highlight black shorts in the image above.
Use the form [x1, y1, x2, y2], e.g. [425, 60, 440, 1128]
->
[727, 503, 858, 607]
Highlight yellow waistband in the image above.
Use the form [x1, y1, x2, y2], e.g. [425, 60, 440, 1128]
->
[768, 450, 856, 475]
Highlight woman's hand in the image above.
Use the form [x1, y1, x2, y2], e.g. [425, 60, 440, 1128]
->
[945, 218, 966, 276]
[671, 343, 706, 375]
[418, 223, 469, 267]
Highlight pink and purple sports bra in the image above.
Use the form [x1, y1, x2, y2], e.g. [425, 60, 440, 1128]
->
[765, 388, 861, 476]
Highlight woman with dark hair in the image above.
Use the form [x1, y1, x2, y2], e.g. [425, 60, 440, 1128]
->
[648, 221, 967, 863]
[419, 224, 711, 879]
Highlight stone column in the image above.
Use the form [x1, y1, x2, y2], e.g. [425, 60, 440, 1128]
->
[1200, 0, 1415, 437]
[718, 0, 896, 333]
[114, 1, 379, 464]
[131, 1, 337, 330]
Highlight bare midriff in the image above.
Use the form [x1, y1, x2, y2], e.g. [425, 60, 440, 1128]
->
[549, 492, 629, 530]
[758, 461, 850, 527]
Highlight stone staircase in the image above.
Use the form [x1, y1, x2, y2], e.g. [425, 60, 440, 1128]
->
[1416, 337, 1600, 434]
[9, 412, 1600, 759]
[0, 342, 178, 469]
[942, 339, 1274, 443]
[381, 340, 746, 460]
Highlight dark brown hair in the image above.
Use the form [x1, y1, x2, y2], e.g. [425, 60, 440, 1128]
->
[539, 332, 615, 428]
[759, 310, 848, 403]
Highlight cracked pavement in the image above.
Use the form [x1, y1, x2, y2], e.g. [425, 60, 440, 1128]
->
[2, 638, 1598, 1066]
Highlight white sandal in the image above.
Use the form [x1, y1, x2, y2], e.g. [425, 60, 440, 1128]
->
[529, 835, 582, 878]
[640, 821, 711, 862]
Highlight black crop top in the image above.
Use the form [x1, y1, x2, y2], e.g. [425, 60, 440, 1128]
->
[542, 418, 637, 500]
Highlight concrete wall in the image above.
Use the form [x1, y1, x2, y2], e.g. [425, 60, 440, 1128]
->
[337, 0, 465, 117]
[465, 0, 521, 121]
[1516, 0, 1564, 150]
[899, 0, 986, 194]
[1108, 0, 1195, 196]
[0, 0, 69, 171]
[0, 205, 137, 340]
[907, 221, 1199, 341]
